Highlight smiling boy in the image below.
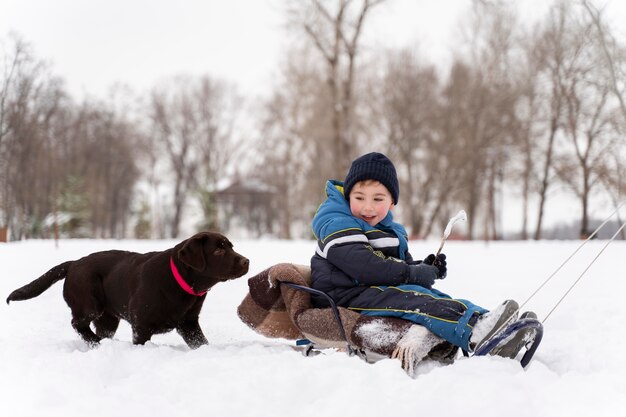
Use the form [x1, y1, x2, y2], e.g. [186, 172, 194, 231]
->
[349, 180, 394, 226]
[310, 152, 518, 353]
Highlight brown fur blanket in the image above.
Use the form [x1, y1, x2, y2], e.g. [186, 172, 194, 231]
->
[237, 263, 458, 374]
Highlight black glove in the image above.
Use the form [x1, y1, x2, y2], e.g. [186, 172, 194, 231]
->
[406, 263, 438, 289]
[423, 253, 447, 279]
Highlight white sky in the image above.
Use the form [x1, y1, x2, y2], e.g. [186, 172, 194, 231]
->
[0, 0, 552, 98]
[1, 0, 287, 98]
[2, 0, 625, 99]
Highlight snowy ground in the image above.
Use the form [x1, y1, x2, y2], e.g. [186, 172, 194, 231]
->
[1, 238, 624, 417]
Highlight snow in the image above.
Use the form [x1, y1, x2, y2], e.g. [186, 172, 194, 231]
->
[442, 209, 467, 239]
[355, 320, 403, 350]
[1, 238, 625, 417]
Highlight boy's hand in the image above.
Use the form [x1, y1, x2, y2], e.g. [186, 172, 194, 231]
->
[423, 253, 447, 279]
[407, 264, 438, 289]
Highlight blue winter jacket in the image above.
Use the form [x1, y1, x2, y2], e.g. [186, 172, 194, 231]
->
[310, 180, 416, 307]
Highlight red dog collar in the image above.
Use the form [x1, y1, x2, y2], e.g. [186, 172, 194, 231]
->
[170, 257, 207, 296]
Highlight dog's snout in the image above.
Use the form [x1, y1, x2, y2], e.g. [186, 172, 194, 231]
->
[240, 257, 249, 269]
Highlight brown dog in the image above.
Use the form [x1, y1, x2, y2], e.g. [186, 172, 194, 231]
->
[6, 231, 249, 348]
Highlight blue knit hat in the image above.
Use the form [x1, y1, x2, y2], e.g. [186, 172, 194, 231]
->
[344, 152, 399, 204]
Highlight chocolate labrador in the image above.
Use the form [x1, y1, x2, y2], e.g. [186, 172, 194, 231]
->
[6, 231, 249, 348]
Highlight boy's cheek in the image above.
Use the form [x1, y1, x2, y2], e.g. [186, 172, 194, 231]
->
[349, 200, 360, 215]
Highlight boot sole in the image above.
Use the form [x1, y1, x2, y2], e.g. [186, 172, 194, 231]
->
[491, 311, 538, 359]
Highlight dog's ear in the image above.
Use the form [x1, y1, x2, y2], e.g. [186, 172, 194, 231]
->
[178, 234, 207, 271]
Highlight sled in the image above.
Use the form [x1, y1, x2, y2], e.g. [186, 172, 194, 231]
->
[237, 263, 542, 374]
[280, 282, 360, 357]
[285, 282, 543, 368]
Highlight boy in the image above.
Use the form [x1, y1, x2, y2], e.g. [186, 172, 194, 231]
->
[310, 152, 518, 353]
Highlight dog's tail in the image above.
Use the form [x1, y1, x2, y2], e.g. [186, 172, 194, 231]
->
[6, 261, 73, 304]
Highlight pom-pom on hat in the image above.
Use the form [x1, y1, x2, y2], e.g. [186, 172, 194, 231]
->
[343, 152, 399, 204]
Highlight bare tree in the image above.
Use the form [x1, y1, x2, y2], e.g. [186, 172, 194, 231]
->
[149, 75, 241, 238]
[466, 1, 520, 241]
[0, 35, 25, 148]
[289, 0, 387, 177]
[582, 0, 626, 123]
[0, 32, 141, 240]
[0, 34, 31, 235]
[438, 61, 493, 240]
[597, 143, 626, 239]
[150, 79, 200, 238]
[45, 94, 142, 239]
[509, 21, 547, 240]
[371, 49, 442, 237]
[531, 2, 576, 239]
[553, 6, 620, 238]
[557, 79, 615, 237]
[583, 0, 626, 238]
[255, 51, 322, 238]
[0, 34, 67, 239]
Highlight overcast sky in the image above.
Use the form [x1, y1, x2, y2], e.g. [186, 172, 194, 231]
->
[1, 0, 624, 99]
[0, 0, 547, 99]
[1, 0, 283, 98]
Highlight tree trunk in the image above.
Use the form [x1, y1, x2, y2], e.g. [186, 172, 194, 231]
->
[534, 115, 558, 240]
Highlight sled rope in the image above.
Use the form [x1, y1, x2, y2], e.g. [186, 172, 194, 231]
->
[485, 201, 625, 339]
[542, 218, 626, 323]
[519, 200, 625, 313]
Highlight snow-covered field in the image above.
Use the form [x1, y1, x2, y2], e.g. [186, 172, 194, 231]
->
[1, 238, 624, 417]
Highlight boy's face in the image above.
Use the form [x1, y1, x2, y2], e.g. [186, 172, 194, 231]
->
[348, 181, 395, 227]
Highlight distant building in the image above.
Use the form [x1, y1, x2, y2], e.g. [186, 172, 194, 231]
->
[214, 177, 278, 238]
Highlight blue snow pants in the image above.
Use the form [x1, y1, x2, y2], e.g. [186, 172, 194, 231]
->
[347, 285, 488, 351]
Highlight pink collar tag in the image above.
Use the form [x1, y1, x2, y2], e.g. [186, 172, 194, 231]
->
[170, 257, 207, 296]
